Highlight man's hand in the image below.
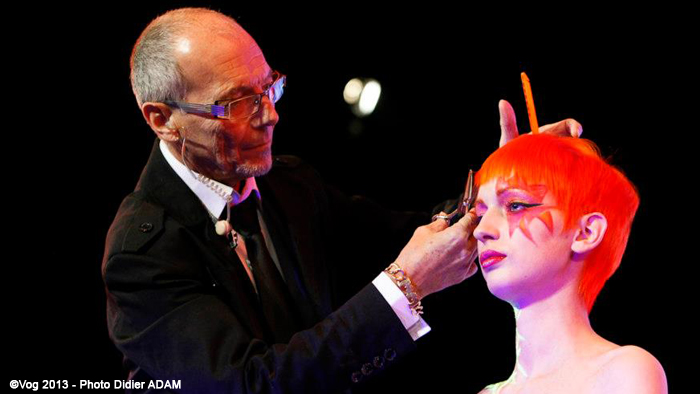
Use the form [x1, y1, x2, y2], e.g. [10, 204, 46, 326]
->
[499, 99, 583, 147]
[393, 212, 479, 299]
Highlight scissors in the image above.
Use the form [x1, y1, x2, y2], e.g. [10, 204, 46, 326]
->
[432, 169, 477, 226]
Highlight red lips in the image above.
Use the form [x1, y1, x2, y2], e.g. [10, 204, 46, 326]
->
[480, 250, 507, 269]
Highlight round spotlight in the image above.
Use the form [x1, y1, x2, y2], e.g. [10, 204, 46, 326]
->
[357, 79, 381, 116]
[343, 78, 364, 105]
[344, 77, 382, 117]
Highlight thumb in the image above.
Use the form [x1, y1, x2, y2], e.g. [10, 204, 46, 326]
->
[498, 99, 519, 147]
[453, 211, 479, 234]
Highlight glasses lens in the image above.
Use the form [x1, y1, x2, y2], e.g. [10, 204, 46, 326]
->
[227, 96, 259, 119]
[224, 75, 285, 119]
[269, 76, 285, 103]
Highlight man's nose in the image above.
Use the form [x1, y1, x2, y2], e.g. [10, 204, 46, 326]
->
[252, 96, 279, 128]
[474, 210, 500, 243]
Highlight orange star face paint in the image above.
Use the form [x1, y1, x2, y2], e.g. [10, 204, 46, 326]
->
[473, 179, 558, 245]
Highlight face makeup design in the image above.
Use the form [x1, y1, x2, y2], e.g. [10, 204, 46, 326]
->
[476, 177, 573, 305]
[493, 179, 556, 246]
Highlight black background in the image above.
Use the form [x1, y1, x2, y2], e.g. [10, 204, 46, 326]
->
[9, 2, 694, 392]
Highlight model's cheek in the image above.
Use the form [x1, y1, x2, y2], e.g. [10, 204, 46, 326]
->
[537, 210, 554, 233]
[508, 206, 556, 245]
[517, 217, 535, 245]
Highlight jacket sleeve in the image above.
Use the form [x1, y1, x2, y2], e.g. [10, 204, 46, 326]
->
[104, 249, 416, 394]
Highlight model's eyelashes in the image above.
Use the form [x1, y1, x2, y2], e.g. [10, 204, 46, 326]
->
[506, 201, 543, 213]
[474, 201, 542, 218]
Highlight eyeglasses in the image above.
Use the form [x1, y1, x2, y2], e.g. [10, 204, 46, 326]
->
[164, 71, 286, 120]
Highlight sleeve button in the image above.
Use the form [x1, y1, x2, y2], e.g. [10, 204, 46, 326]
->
[373, 356, 385, 369]
[351, 371, 363, 383]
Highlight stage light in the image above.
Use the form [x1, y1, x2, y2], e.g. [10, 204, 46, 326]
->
[358, 80, 381, 116]
[343, 78, 363, 105]
[343, 78, 382, 117]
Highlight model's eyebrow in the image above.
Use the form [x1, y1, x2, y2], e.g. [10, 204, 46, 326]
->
[475, 189, 530, 207]
[496, 184, 547, 198]
[496, 186, 529, 196]
[474, 188, 527, 206]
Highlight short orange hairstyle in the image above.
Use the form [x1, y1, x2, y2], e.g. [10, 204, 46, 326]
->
[475, 134, 639, 312]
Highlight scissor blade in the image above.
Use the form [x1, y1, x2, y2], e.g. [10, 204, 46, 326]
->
[458, 170, 475, 215]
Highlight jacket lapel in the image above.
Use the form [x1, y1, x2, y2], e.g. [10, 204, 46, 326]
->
[257, 170, 333, 320]
[135, 140, 268, 337]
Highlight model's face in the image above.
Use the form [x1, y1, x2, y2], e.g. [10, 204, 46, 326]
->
[173, 23, 279, 185]
[474, 178, 577, 307]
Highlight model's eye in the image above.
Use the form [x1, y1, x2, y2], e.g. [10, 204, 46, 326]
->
[475, 204, 487, 218]
[506, 202, 541, 213]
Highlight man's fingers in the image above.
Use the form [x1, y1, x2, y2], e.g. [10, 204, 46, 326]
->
[467, 235, 478, 258]
[453, 211, 479, 234]
[566, 118, 583, 137]
[429, 213, 450, 231]
[498, 99, 519, 147]
[465, 260, 479, 278]
[539, 118, 583, 138]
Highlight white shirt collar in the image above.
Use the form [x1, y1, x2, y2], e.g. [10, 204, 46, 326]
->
[159, 140, 260, 219]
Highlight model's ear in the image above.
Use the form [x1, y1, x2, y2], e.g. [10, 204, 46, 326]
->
[571, 212, 608, 254]
[141, 102, 181, 142]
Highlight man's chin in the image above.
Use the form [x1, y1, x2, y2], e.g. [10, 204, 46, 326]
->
[235, 155, 273, 179]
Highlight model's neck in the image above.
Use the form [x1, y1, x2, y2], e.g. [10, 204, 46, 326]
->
[507, 282, 596, 383]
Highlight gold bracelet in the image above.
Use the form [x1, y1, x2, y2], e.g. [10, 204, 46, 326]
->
[384, 263, 423, 316]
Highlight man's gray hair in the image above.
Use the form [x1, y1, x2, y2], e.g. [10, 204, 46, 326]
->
[130, 8, 236, 107]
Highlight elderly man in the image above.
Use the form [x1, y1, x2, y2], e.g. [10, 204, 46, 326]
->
[103, 7, 581, 393]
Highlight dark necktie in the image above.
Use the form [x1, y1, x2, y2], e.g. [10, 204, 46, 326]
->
[230, 197, 299, 343]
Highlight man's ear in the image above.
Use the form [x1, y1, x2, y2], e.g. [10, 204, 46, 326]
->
[571, 212, 608, 254]
[141, 102, 180, 142]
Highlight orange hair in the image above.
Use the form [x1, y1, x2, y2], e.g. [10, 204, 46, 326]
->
[475, 134, 639, 312]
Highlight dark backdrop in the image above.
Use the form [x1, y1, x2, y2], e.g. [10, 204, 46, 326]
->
[9, 2, 693, 392]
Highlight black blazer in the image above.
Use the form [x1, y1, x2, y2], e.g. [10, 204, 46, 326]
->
[102, 141, 431, 393]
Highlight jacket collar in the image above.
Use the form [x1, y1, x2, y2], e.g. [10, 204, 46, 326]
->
[134, 139, 210, 228]
[158, 140, 261, 218]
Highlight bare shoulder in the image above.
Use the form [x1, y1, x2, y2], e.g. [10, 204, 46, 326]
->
[591, 345, 668, 393]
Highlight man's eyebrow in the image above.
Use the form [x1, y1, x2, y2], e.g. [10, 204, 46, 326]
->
[216, 70, 275, 100]
[216, 85, 244, 100]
